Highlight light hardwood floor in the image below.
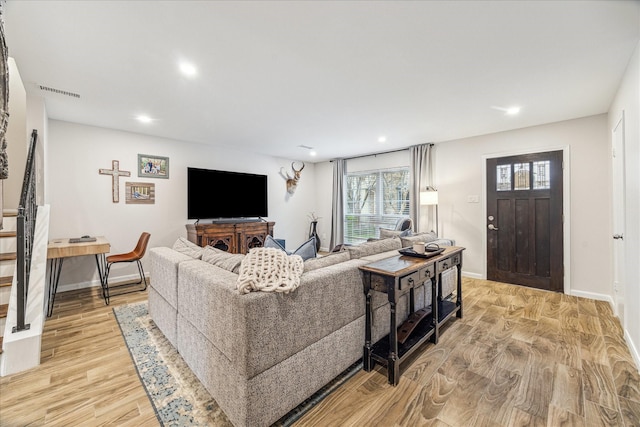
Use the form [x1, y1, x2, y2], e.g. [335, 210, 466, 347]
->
[1, 279, 639, 426]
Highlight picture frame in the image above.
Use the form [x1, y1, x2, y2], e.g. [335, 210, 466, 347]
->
[125, 182, 155, 204]
[138, 154, 169, 179]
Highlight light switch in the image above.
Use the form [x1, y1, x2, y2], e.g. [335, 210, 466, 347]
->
[467, 195, 480, 203]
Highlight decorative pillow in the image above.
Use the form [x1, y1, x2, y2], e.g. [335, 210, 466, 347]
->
[303, 251, 350, 273]
[346, 237, 402, 259]
[201, 246, 245, 274]
[379, 228, 413, 239]
[172, 237, 203, 259]
[236, 247, 304, 294]
[264, 235, 287, 251]
[400, 232, 438, 247]
[265, 235, 317, 261]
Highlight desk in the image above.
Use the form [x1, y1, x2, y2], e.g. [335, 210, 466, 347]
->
[359, 246, 464, 385]
[46, 237, 110, 316]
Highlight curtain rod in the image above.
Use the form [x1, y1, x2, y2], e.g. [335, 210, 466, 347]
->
[330, 143, 434, 162]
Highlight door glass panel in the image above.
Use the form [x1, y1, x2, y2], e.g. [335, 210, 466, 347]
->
[533, 160, 551, 189]
[513, 163, 530, 190]
[496, 164, 511, 191]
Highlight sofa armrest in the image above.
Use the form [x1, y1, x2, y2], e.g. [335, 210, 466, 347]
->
[149, 247, 195, 308]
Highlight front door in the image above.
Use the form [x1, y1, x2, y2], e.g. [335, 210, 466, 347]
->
[486, 151, 563, 292]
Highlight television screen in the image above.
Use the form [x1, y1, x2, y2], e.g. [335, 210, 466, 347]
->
[187, 168, 268, 219]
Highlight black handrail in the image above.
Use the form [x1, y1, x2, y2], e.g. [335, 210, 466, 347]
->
[13, 129, 37, 333]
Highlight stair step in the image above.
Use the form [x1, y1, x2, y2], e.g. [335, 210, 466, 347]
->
[0, 275, 12, 287]
[2, 211, 17, 218]
[0, 231, 16, 238]
[0, 336, 3, 354]
[0, 252, 16, 261]
[0, 303, 7, 319]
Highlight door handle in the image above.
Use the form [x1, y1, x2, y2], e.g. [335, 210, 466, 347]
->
[488, 224, 499, 230]
[613, 234, 624, 240]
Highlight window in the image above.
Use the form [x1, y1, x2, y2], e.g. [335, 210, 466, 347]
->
[344, 168, 410, 244]
[496, 160, 551, 191]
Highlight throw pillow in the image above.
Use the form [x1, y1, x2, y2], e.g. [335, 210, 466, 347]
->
[265, 235, 317, 261]
[172, 237, 203, 259]
[303, 251, 351, 273]
[201, 246, 245, 274]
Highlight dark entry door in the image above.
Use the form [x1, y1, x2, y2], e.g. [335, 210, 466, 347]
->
[486, 151, 563, 292]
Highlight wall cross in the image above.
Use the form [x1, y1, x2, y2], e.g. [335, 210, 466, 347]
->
[99, 160, 131, 203]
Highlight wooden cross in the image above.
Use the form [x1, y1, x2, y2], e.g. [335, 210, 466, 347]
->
[99, 160, 131, 203]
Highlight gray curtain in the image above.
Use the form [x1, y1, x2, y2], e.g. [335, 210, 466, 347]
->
[410, 144, 434, 233]
[330, 159, 346, 250]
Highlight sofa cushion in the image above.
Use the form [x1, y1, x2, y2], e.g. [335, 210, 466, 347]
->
[172, 237, 203, 259]
[202, 246, 245, 273]
[265, 235, 317, 261]
[400, 232, 438, 247]
[303, 251, 350, 273]
[346, 237, 402, 259]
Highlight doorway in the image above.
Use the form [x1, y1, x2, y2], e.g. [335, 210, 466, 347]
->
[486, 151, 564, 292]
[612, 113, 626, 323]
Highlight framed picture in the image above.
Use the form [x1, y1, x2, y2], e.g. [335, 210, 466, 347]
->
[138, 154, 169, 179]
[125, 182, 155, 204]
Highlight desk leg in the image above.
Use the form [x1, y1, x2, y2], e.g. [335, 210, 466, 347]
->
[95, 254, 109, 305]
[47, 258, 64, 317]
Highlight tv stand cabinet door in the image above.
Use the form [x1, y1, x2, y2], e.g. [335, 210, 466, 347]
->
[185, 221, 274, 254]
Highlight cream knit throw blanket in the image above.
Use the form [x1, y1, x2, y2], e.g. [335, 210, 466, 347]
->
[236, 247, 304, 294]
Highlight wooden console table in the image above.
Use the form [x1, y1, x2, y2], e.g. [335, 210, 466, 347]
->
[47, 237, 111, 317]
[186, 221, 275, 254]
[359, 246, 464, 385]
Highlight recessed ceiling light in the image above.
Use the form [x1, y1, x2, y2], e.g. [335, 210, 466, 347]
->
[179, 62, 197, 77]
[136, 115, 153, 123]
[309, 151, 317, 157]
[506, 107, 521, 115]
[378, 136, 387, 143]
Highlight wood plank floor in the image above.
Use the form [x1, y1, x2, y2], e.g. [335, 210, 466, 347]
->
[1, 278, 639, 426]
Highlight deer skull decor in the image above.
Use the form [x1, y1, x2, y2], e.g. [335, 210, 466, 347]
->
[280, 162, 305, 195]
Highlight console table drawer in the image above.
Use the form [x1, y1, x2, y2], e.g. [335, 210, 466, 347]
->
[437, 253, 461, 273]
[399, 271, 420, 291]
[420, 265, 435, 280]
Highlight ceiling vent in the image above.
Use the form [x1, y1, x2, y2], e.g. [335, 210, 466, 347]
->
[38, 85, 80, 99]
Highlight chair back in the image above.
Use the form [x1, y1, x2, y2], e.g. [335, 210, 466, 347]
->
[133, 232, 151, 259]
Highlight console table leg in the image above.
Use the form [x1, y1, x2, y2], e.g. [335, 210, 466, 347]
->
[363, 289, 373, 371]
[456, 261, 463, 318]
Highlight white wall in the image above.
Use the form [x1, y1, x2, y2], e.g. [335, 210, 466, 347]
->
[47, 120, 317, 289]
[609, 40, 640, 366]
[26, 95, 47, 205]
[436, 115, 610, 297]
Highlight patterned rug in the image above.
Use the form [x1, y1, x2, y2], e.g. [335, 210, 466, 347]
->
[113, 302, 362, 426]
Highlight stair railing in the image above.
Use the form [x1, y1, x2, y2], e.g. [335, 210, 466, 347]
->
[13, 129, 37, 333]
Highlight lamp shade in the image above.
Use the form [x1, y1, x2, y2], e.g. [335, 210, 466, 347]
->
[420, 190, 438, 205]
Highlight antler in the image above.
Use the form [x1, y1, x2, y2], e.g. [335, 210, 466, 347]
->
[292, 161, 305, 173]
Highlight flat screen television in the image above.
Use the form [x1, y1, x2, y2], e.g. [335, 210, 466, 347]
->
[187, 168, 268, 220]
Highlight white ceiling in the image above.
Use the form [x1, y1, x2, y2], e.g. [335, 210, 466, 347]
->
[4, 1, 639, 162]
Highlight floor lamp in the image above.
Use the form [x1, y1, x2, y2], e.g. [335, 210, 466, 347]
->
[420, 188, 439, 236]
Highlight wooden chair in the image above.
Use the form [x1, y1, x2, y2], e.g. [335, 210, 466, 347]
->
[103, 232, 150, 305]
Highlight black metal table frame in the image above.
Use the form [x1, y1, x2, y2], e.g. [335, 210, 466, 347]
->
[46, 253, 108, 317]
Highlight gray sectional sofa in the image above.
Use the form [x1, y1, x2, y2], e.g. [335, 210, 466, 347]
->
[149, 233, 455, 427]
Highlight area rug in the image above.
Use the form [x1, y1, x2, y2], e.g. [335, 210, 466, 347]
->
[113, 302, 362, 426]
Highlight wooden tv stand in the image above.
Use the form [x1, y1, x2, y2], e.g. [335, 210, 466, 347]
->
[186, 220, 275, 254]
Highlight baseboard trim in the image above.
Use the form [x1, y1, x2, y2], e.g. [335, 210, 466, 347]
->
[625, 330, 640, 373]
[462, 271, 483, 279]
[56, 272, 148, 294]
[570, 289, 614, 305]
